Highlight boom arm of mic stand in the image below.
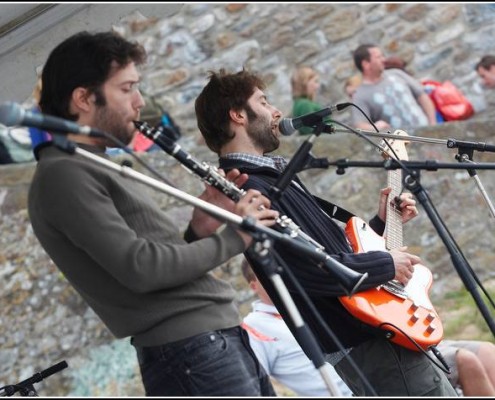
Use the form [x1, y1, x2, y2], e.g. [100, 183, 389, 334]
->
[63, 144, 366, 296]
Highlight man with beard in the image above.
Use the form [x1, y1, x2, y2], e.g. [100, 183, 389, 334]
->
[27, 32, 280, 396]
[194, 69, 457, 397]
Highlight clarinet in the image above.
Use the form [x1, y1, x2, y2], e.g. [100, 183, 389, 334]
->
[133, 120, 326, 251]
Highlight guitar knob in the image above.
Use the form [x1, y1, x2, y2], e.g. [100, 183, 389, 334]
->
[425, 323, 436, 335]
[425, 313, 436, 322]
[408, 303, 418, 312]
[409, 313, 419, 323]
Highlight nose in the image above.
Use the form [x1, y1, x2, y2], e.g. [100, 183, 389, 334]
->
[271, 105, 282, 120]
[134, 90, 145, 109]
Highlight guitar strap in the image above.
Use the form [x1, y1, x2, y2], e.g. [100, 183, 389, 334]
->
[314, 196, 355, 224]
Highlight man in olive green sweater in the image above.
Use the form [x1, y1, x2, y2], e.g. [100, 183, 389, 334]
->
[28, 31, 279, 396]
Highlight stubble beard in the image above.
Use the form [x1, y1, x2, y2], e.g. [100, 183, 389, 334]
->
[93, 106, 134, 147]
[246, 108, 279, 154]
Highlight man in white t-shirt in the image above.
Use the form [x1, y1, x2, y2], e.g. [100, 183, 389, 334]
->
[351, 44, 437, 131]
[241, 259, 353, 397]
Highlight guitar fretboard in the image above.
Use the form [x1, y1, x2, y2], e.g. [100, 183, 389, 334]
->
[385, 169, 403, 250]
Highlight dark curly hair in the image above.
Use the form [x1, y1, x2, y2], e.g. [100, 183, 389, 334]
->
[195, 68, 265, 154]
[39, 31, 146, 120]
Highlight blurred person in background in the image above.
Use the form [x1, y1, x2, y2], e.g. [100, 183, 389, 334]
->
[290, 66, 330, 135]
[351, 44, 437, 131]
[475, 55, 495, 89]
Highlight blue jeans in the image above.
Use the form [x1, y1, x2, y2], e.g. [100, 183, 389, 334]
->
[133, 326, 276, 396]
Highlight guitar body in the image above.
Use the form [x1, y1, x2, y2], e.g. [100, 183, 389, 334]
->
[339, 132, 444, 352]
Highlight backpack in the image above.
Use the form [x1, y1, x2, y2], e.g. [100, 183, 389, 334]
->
[422, 80, 474, 122]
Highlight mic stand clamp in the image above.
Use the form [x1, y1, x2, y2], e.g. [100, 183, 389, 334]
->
[0, 384, 37, 397]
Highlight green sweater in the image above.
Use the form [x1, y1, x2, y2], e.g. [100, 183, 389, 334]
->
[292, 97, 329, 135]
[28, 143, 245, 346]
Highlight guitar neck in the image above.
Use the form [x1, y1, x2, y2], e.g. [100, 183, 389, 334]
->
[385, 169, 403, 250]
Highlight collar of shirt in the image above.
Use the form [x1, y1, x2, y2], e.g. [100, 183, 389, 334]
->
[251, 299, 281, 316]
[222, 152, 288, 172]
[222, 152, 308, 194]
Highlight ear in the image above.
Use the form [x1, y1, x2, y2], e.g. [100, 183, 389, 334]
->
[229, 108, 246, 126]
[71, 87, 94, 113]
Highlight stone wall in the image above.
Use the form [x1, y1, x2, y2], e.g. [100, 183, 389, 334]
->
[1, 3, 495, 396]
[119, 3, 495, 134]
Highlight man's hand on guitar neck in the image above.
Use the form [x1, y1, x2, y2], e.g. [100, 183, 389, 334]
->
[389, 246, 422, 286]
[377, 187, 419, 224]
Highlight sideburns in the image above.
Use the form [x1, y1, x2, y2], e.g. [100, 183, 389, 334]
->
[245, 104, 258, 121]
[93, 87, 106, 107]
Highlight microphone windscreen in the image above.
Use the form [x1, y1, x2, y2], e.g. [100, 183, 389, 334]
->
[0, 102, 22, 126]
[279, 118, 296, 136]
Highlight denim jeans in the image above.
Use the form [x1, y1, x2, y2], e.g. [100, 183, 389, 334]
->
[133, 326, 276, 396]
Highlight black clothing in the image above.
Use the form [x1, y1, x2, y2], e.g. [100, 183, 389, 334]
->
[219, 157, 395, 352]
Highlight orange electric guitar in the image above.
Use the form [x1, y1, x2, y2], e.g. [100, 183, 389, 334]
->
[339, 130, 443, 352]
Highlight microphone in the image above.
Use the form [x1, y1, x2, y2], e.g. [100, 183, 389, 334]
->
[279, 103, 351, 136]
[0, 102, 105, 137]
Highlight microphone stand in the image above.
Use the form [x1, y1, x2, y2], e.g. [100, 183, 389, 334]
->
[320, 157, 495, 337]
[248, 237, 343, 396]
[264, 122, 379, 394]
